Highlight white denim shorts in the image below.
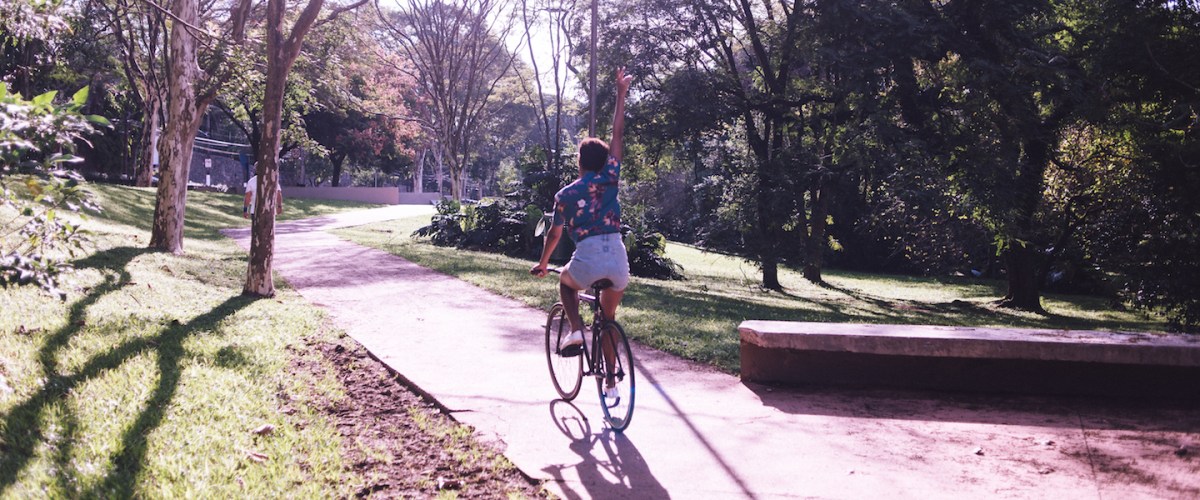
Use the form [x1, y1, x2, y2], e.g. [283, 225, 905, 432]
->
[563, 233, 630, 292]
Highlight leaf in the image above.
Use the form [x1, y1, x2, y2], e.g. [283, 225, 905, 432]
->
[87, 115, 111, 127]
[71, 86, 89, 107]
[251, 424, 275, 435]
[32, 90, 57, 107]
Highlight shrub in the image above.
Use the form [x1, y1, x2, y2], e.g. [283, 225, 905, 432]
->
[1, 85, 106, 297]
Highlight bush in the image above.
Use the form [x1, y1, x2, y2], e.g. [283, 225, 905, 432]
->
[1, 85, 106, 297]
[413, 198, 537, 257]
[623, 228, 684, 280]
[415, 198, 685, 281]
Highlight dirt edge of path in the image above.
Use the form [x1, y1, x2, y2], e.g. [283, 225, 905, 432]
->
[291, 332, 551, 499]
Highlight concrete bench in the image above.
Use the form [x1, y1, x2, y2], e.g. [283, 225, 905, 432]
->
[738, 321, 1200, 399]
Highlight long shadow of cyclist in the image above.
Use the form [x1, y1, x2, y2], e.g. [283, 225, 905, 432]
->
[542, 399, 670, 499]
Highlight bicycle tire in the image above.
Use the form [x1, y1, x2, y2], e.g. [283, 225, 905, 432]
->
[545, 303, 583, 400]
[595, 321, 635, 432]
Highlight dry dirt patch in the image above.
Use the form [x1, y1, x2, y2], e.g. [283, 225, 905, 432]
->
[294, 336, 547, 499]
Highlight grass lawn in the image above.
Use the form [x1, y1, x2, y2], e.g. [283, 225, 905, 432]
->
[0, 184, 534, 498]
[336, 215, 1166, 374]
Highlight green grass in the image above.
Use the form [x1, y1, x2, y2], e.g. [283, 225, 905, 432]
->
[335, 216, 1166, 374]
[0, 184, 382, 498]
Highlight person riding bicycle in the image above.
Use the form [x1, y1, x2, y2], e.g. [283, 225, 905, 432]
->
[531, 67, 633, 397]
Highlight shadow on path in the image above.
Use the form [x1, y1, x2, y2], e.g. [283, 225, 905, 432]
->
[0, 246, 254, 497]
[637, 365, 754, 499]
[543, 399, 671, 499]
[748, 382, 1200, 432]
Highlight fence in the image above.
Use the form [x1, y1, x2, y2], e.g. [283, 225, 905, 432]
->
[281, 186, 441, 205]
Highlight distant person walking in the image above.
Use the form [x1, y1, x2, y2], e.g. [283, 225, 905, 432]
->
[243, 171, 283, 223]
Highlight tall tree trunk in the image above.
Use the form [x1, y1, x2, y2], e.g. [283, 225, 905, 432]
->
[135, 96, 160, 187]
[450, 159, 464, 201]
[435, 147, 445, 196]
[149, 0, 203, 254]
[762, 258, 781, 291]
[756, 165, 783, 291]
[803, 183, 830, 284]
[1000, 244, 1044, 312]
[244, 0, 340, 296]
[414, 148, 425, 193]
[999, 139, 1052, 312]
[330, 151, 346, 187]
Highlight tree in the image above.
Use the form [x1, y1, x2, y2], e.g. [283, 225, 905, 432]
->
[632, 0, 900, 289]
[376, 0, 518, 200]
[1065, 0, 1200, 330]
[883, 0, 1089, 309]
[517, 0, 581, 183]
[302, 18, 421, 187]
[243, 0, 368, 296]
[149, 0, 251, 254]
[95, 0, 169, 187]
[1, 86, 104, 297]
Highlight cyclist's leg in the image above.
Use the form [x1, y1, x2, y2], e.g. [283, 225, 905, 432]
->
[599, 288, 625, 387]
[599, 288, 624, 322]
[559, 273, 585, 333]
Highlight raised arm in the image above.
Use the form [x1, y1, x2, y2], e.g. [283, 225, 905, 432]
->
[609, 67, 632, 163]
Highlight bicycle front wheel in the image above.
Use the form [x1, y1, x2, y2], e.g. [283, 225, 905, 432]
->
[545, 303, 582, 400]
[596, 321, 635, 432]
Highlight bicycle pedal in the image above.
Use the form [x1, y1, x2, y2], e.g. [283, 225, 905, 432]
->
[560, 345, 582, 357]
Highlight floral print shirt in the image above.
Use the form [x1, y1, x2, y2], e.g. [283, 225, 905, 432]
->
[553, 155, 621, 243]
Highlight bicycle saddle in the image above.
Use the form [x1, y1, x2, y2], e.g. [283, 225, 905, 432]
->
[591, 279, 614, 290]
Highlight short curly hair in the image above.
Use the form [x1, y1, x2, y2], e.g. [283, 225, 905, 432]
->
[578, 138, 609, 172]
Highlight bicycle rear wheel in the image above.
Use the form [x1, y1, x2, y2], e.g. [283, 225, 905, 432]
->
[596, 321, 635, 432]
[545, 303, 582, 400]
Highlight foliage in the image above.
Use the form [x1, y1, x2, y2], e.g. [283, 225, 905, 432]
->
[299, 13, 422, 187]
[624, 228, 683, 281]
[1064, 0, 1200, 331]
[376, 0, 518, 200]
[1, 84, 105, 297]
[343, 215, 1169, 376]
[413, 198, 534, 256]
[416, 177, 685, 280]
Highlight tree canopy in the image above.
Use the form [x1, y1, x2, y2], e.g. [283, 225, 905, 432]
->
[4, 0, 1199, 329]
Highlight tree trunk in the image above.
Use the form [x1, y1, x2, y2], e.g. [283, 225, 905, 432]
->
[999, 138, 1052, 312]
[135, 96, 160, 187]
[244, 0, 330, 296]
[149, 0, 203, 254]
[435, 147, 445, 197]
[330, 151, 346, 187]
[754, 155, 785, 291]
[999, 244, 1045, 312]
[414, 148, 425, 193]
[448, 155, 464, 201]
[762, 258, 781, 291]
[803, 178, 831, 284]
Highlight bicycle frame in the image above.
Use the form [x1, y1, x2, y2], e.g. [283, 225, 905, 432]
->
[575, 285, 607, 378]
[542, 267, 636, 431]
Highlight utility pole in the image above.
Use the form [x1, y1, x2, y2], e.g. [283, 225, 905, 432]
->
[588, 0, 597, 136]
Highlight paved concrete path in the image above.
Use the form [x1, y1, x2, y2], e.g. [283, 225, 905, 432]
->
[224, 207, 1200, 499]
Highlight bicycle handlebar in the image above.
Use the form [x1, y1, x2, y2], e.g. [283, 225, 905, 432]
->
[530, 266, 562, 277]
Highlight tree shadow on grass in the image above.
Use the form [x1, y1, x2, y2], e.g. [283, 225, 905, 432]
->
[0, 246, 255, 497]
[814, 280, 1143, 331]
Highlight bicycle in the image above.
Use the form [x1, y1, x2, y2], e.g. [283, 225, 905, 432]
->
[543, 268, 636, 432]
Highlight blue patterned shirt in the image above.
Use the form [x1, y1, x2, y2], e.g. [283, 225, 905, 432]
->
[552, 156, 621, 243]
